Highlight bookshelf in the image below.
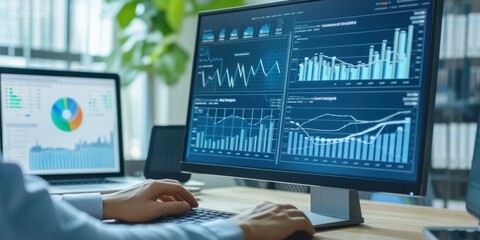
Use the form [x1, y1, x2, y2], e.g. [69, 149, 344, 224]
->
[431, 0, 480, 208]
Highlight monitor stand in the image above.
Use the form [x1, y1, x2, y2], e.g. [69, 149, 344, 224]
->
[305, 186, 364, 229]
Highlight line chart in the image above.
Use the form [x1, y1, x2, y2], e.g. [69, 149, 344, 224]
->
[194, 36, 289, 92]
[192, 107, 280, 155]
[285, 111, 413, 164]
[206, 111, 275, 126]
[200, 59, 281, 88]
[281, 91, 419, 166]
[289, 110, 412, 133]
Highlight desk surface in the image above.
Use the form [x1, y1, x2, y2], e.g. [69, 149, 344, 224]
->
[198, 187, 477, 240]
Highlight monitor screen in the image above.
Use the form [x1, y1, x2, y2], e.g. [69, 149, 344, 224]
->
[0, 72, 121, 175]
[183, 0, 441, 194]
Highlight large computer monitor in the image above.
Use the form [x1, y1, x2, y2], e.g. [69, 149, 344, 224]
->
[182, 0, 443, 228]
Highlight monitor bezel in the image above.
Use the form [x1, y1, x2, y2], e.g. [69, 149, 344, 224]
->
[0, 67, 125, 180]
[182, 0, 444, 195]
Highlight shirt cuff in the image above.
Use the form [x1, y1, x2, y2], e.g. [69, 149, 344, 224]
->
[200, 220, 244, 240]
[61, 193, 103, 220]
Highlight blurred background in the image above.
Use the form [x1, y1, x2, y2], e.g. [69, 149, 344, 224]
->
[0, 0, 478, 210]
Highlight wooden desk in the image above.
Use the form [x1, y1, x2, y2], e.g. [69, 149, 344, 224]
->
[198, 187, 477, 240]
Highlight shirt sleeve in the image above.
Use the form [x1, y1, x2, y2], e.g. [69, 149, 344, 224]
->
[0, 163, 244, 240]
[53, 193, 103, 219]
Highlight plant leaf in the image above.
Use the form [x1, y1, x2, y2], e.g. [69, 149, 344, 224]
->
[166, 0, 185, 31]
[150, 34, 178, 63]
[153, 43, 189, 85]
[153, 0, 169, 9]
[116, 1, 138, 28]
[151, 11, 173, 35]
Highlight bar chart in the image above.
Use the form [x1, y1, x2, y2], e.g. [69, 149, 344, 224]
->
[2, 83, 42, 114]
[191, 107, 279, 155]
[286, 117, 411, 163]
[281, 91, 418, 170]
[29, 132, 116, 171]
[259, 24, 270, 37]
[297, 25, 414, 82]
[4, 87, 22, 109]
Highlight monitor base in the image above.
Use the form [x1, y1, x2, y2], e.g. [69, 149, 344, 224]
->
[307, 186, 364, 229]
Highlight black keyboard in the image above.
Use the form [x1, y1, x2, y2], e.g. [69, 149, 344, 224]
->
[49, 179, 118, 186]
[153, 208, 236, 224]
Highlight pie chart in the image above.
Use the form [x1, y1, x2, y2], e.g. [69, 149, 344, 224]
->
[51, 97, 83, 132]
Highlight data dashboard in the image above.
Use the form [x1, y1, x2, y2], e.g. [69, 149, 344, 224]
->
[1, 74, 121, 175]
[186, 0, 436, 182]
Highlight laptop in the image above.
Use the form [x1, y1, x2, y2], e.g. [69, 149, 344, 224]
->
[0, 67, 141, 194]
[424, 117, 480, 240]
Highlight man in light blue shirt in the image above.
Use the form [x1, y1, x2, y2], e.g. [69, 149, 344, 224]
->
[0, 163, 315, 240]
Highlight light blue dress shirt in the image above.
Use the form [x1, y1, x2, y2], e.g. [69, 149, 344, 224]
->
[0, 163, 243, 240]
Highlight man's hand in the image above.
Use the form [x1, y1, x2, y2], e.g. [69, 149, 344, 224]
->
[102, 179, 198, 222]
[229, 201, 315, 240]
